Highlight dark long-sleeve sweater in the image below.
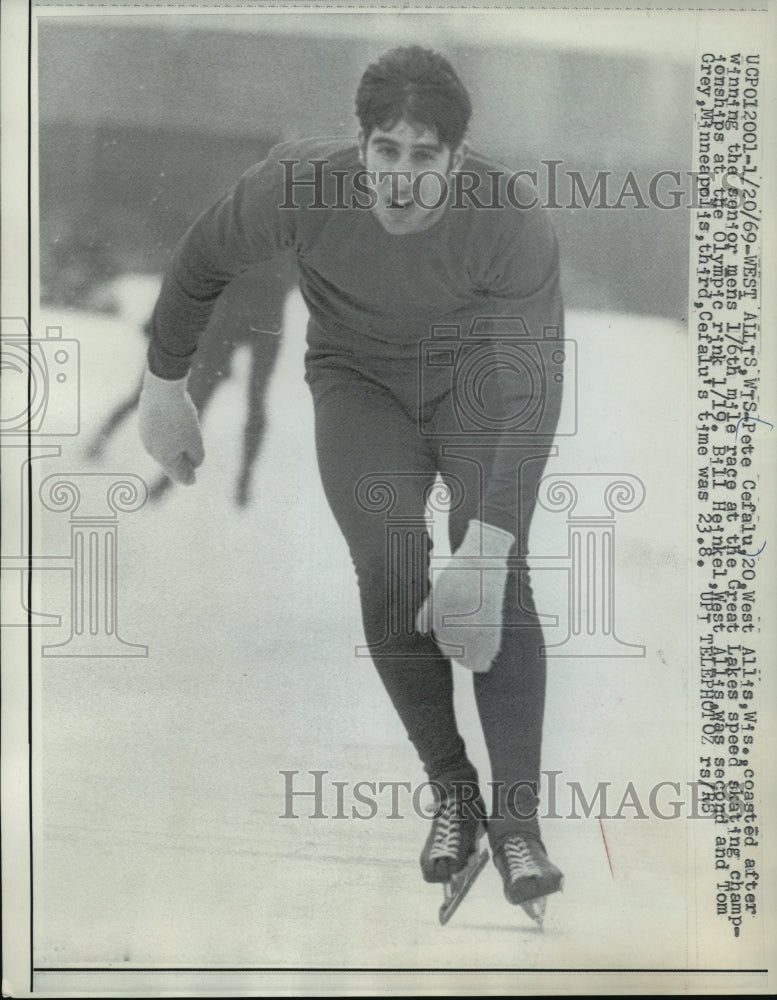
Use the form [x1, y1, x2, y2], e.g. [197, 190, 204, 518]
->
[148, 137, 565, 533]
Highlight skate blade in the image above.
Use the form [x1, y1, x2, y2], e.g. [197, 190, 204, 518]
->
[438, 846, 489, 926]
[519, 895, 547, 928]
[517, 876, 564, 929]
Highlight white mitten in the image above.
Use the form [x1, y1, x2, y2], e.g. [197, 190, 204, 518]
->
[417, 519, 514, 673]
[138, 368, 204, 485]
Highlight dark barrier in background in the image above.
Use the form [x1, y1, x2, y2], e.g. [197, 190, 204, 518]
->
[38, 18, 693, 319]
[39, 122, 280, 307]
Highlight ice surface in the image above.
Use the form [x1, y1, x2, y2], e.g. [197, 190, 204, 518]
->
[30, 287, 697, 969]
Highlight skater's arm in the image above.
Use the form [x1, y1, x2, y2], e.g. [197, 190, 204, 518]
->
[148, 151, 295, 380]
[419, 204, 563, 673]
[477, 202, 564, 538]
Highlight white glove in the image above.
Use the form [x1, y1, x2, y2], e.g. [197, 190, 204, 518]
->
[138, 368, 204, 485]
[417, 519, 514, 673]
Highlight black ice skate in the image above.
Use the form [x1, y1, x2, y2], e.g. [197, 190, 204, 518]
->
[420, 791, 489, 925]
[493, 835, 563, 928]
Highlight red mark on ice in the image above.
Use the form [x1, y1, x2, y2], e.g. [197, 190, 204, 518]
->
[599, 817, 615, 879]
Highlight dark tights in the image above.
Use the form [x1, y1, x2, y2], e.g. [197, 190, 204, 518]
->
[308, 364, 554, 848]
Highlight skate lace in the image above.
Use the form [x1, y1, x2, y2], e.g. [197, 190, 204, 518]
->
[502, 837, 540, 879]
[427, 801, 462, 861]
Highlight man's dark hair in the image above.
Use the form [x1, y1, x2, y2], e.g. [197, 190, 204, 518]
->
[355, 46, 472, 148]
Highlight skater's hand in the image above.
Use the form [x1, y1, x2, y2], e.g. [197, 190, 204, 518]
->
[417, 520, 514, 673]
[138, 368, 204, 485]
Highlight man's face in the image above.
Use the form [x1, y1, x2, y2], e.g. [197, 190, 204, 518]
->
[358, 120, 466, 235]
